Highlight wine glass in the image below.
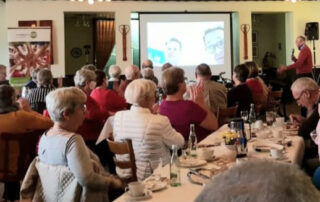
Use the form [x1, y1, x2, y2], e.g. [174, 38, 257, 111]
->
[240, 110, 249, 122]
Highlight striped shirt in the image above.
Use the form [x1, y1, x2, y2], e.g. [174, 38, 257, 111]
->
[27, 86, 55, 113]
[112, 105, 185, 181]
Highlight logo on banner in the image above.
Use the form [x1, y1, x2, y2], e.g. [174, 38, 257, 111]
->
[30, 31, 37, 38]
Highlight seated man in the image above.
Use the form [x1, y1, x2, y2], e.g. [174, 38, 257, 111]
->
[192, 63, 227, 114]
[196, 160, 320, 202]
[141, 59, 158, 85]
[289, 78, 319, 174]
[121, 64, 140, 92]
[227, 64, 253, 115]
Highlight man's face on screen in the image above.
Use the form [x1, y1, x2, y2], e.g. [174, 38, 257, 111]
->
[204, 29, 224, 64]
[165, 40, 182, 65]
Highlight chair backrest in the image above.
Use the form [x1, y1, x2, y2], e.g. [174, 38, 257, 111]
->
[107, 138, 137, 182]
[267, 90, 283, 111]
[0, 130, 44, 182]
[217, 105, 238, 126]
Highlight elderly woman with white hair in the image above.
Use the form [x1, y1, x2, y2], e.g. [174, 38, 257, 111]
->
[109, 79, 184, 181]
[21, 87, 123, 201]
[74, 69, 108, 149]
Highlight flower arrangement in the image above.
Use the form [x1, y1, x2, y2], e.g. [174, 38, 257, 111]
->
[221, 131, 237, 145]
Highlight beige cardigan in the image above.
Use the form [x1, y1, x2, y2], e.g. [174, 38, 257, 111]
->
[20, 157, 109, 202]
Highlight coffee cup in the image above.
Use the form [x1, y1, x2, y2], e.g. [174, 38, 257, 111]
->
[255, 120, 263, 130]
[125, 182, 145, 197]
[197, 148, 214, 160]
[276, 117, 285, 126]
[270, 148, 283, 159]
[273, 129, 283, 139]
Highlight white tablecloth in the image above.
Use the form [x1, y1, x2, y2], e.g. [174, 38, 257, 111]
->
[115, 124, 305, 202]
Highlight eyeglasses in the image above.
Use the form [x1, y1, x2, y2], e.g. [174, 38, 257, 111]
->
[294, 90, 306, 102]
[79, 104, 87, 112]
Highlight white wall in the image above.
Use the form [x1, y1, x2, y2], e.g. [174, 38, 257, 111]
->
[0, 3, 8, 67]
[2, 1, 320, 77]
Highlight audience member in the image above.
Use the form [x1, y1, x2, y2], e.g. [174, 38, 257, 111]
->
[245, 61, 269, 108]
[193, 63, 227, 113]
[108, 79, 184, 181]
[227, 64, 253, 114]
[0, 85, 53, 201]
[24, 67, 41, 89]
[27, 68, 55, 113]
[142, 59, 158, 85]
[290, 78, 319, 164]
[196, 160, 320, 202]
[91, 70, 127, 114]
[159, 67, 218, 142]
[0, 64, 9, 85]
[141, 67, 158, 85]
[121, 64, 140, 92]
[161, 62, 173, 72]
[0, 84, 53, 133]
[81, 64, 97, 71]
[74, 69, 108, 149]
[20, 87, 123, 201]
[108, 65, 122, 81]
[142, 59, 153, 69]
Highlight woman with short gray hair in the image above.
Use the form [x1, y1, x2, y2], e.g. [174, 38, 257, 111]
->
[105, 79, 184, 181]
[21, 87, 123, 201]
[27, 68, 55, 113]
[74, 69, 108, 149]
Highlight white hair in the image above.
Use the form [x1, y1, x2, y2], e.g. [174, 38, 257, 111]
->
[109, 65, 121, 79]
[124, 65, 140, 80]
[195, 160, 320, 202]
[81, 64, 97, 71]
[291, 77, 318, 94]
[125, 79, 156, 106]
[74, 69, 96, 87]
[46, 87, 86, 122]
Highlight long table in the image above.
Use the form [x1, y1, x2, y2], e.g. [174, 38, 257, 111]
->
[115, 124, 305, 202]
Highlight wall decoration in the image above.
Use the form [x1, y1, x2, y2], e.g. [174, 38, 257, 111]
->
[71, 47, 82, 58]
[7, 28, 51, 87]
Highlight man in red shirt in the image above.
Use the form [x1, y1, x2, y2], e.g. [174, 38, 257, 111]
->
[278, 36, 313, 79]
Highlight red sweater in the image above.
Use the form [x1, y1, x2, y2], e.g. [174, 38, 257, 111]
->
[77, 94, 108, 141]
[287, 45, 313, 74]
[90, 88, 128, 113]
[246, 78, 263, 97]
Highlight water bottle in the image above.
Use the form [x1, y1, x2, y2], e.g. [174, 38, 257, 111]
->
[236, 122, 247, 157]
[188, 124, 197, 157]
[170, 145, 181, 187]
[249, 103, 256, 124]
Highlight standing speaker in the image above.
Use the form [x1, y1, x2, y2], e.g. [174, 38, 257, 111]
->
[305, 22, 319, 40]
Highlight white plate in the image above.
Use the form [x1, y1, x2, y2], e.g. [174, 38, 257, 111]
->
[144, 180, 167, 192]
[179, 158, 207, 168]
[125, 189, 152, 201]
[252, 142, 284, 152]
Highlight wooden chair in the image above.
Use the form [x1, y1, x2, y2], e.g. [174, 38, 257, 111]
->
[217, 105, 238, 127]
[267, 90, 283, 115]
[107, 138, 137, 182]
[0, 129, 44, 201]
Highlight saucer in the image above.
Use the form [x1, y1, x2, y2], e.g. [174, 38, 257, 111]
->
[125, 189, 152, 201]
[144, 180, 167, 192]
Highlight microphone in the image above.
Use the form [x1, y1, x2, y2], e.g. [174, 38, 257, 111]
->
[291, 48, 295, 57]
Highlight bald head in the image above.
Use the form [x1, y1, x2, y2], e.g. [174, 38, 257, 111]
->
[142, 59, 153, 69]
[124, 64, 140, 81]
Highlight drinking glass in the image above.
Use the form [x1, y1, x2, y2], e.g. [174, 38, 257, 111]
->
[240, 110, 249, 122]
[266, 111, 276, 126]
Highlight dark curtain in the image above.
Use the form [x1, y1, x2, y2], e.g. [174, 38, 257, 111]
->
[94, 19, 115, 70]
